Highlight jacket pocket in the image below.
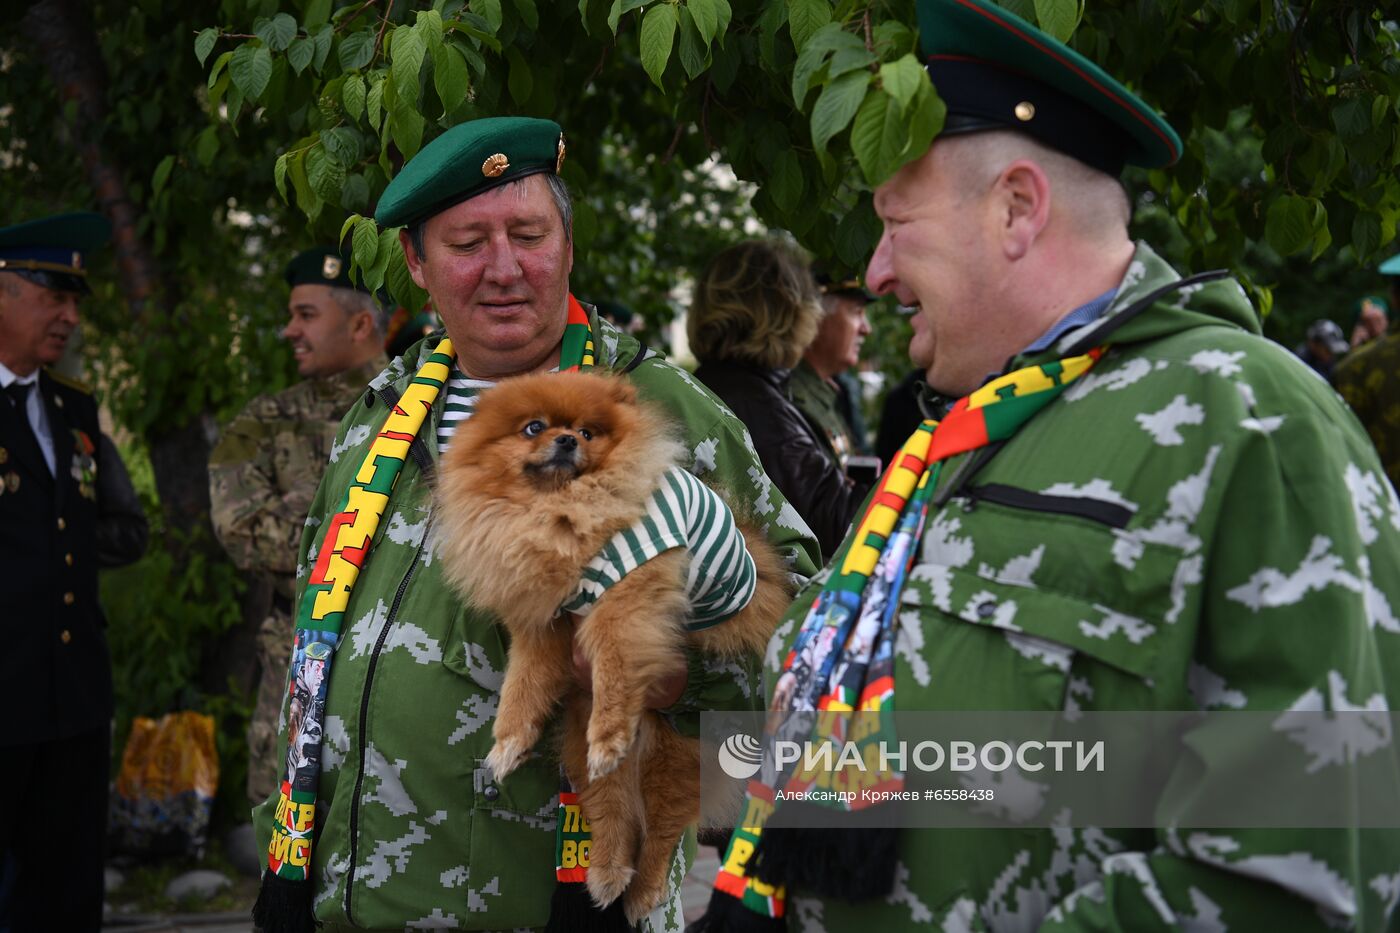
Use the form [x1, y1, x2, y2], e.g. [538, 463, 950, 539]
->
[962, 483, 1134, 529]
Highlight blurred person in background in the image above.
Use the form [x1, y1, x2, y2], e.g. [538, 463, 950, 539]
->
[207, 245, 388, 805]
[690, 240, 872, 559]
[1294, 317, 1350, 380]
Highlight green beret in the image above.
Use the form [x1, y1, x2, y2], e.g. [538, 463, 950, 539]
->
[1380, 254, 1400, 277]
[284, 246, 365, 291]
[0, 212, 111, 294]
[375, 117, 566, 229]
[918, 0, 1181, 175]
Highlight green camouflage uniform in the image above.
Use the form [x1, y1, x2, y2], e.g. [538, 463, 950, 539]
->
[252, 313, 820, 932]
[1334, 335, 1400, 493]
[209, 355, 387, 802]
[768, 243, 1400, 931]
[789, 361, 857, 471]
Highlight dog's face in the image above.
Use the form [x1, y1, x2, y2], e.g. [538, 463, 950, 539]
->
[451, 371, 641, 496]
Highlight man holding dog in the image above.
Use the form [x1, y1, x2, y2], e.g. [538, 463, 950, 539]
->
[696, 0, 1400, 930]
[250, 119, 819, 932]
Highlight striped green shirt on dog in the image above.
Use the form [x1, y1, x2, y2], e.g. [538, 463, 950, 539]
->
[559, 466, 757, 630]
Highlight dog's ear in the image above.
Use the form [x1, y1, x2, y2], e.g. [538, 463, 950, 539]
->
[602, 375, 638, 405]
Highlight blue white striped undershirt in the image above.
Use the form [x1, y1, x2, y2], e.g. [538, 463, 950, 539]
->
[435, 369, 756, 628]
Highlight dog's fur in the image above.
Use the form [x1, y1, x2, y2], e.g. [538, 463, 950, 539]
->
[435, 370, 792, 922]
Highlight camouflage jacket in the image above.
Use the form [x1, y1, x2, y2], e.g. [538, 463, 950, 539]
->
[769, 243, 1400, 932]
[1335, 334, 1400, 493]
[209, 356, 387, 598]
[252, 313, 820, 932]
[789, 361, 857, 471]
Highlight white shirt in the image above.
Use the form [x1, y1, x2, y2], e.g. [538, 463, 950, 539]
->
[0, 361, 56, 475]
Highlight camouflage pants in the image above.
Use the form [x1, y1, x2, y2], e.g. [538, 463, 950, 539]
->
[246, 606, 294, 804]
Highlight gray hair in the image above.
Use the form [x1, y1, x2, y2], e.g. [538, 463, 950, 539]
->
[406, 172, 573, 260]
[329, 286, 389, 335]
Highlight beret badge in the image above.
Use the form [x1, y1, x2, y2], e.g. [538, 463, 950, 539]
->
[482, 153, 510, 177]
[322, 256, 343, 279]
[556, 135, 566, 173]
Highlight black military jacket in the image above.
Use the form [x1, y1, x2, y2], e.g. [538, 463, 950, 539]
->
[0, 370, 146, 745]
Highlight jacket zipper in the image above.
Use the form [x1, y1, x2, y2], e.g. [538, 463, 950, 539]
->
[963, 483, 1133, 530]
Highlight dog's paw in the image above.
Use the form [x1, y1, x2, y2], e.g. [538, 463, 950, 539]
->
[586, 862, 635, 909]
[485, 737, 529, 782]
[586, 735, 630, 782]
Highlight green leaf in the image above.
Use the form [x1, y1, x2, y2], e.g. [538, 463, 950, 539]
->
[256, 13, 298, 52]
[391, 26, 426, 106]
[341, 174, 370, 212]
[1332, 97, 1370, 139]
[367, 226, 400, 291]
[343, 74, 366, 122]
[712, 0, 732, 37]
[834, 197, 880, 269]
[904, 82, 945, 168]
[306, 143, 345, 202]
[353, 217, 381, 273]
[609, 0, 649, 34]
[470, 0, 504, 32]
[415, 8, 445, 57]
[304, 0, 332, 28]
[851, 87, 900, 184]
[511, 0, 540, 31]
[677, 7, 707, 79]
[1033, 0, 1080, 43]
[339, 214, 361, 248]
[288, 148, 319, 215]
[640, 3, 677, 89]
[322, 126, 362, 167]
[791, 24, 866, 105]
[311, 23, 334, 70]
[194, 125, 219, 168]
[505, 46, 534, 104]
[1309, 200, 1331, 260]
[434, 44, 470, 114]
[769, 150, 803, 213]
[207, 51, 232, 90]
[811, 70, 870, 154]
[1353, 210, 1382, 261]
[786, 0, 830, 51]
[880, 54, 925, 111]
[367, 74, 386, 130]
[195, 28, 218, 66]
[288, 37, 315, 74]
[390, 95, 426, 159]
[229, 44, 273, 101]
[1265, 194, 1317, 256]
[386, 248, 418, 311]
[274, 152, 290, 201]
[338, 31, 376, 71]
[151, 154, 175, 196]
[689, 0, 718, 45]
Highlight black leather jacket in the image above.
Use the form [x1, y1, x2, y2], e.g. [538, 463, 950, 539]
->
[694, 360, 870, 562]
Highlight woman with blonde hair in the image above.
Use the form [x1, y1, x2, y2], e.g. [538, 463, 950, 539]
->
[690, 239, 872, 559]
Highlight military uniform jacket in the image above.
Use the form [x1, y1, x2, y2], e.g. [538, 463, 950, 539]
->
[0, 371, 147, 746]
[770, 244, 1400, 931]
[789, 360, 858, 471]
[1334, 334, 1400, 494]
[252, 313, 821, 931]
[209, 355, 388, 600]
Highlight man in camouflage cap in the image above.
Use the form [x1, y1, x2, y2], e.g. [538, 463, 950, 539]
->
[208, 245, 388, 803]
[250, 117, 819, 932]
[718, 0, 1400, 929]
[789, 270, 874, 471]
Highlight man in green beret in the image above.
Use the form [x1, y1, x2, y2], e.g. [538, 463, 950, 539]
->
[1335, 256, 1400, 493]
[0, 212, 148, 931]
[250, 117, 819, 932]
[208, 246, 388, 804]
[697, 0, 1400, 930]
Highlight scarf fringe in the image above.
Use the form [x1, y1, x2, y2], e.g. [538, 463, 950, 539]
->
[251, 870, 316, 933]
[545, 880, 636, 933]
[684, 890, 786, 933]
[750, 824, 900, 901]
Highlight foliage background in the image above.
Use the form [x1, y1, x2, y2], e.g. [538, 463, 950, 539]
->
[1, 0, 1397, 834]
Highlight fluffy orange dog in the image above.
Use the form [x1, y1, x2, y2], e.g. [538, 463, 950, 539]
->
[435, 370, 791, 922]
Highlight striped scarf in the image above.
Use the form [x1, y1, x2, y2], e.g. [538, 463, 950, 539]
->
[254, 296, 595, 933]
[696, 348, 1104, 931]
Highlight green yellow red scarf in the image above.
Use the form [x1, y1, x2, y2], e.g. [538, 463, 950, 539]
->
[694, 347, 1105, 931]
[254, 296, 595, 933]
